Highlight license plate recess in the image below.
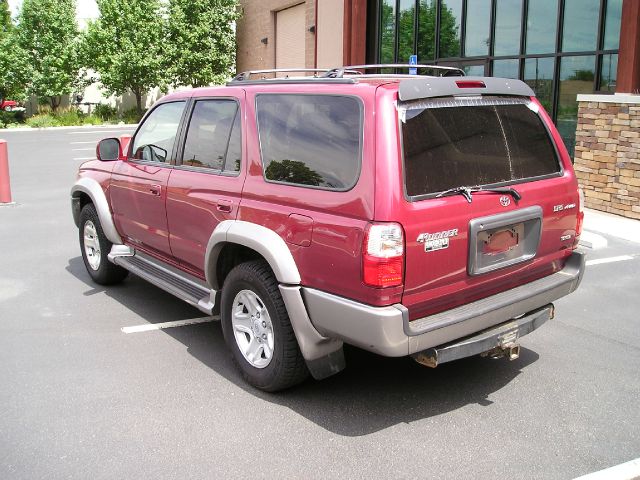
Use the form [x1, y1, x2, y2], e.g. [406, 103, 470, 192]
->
[468, 206, 542, 276]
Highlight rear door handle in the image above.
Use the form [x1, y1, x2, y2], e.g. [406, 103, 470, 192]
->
[149, 184, 161, 196]
[217, 200, 232, 213]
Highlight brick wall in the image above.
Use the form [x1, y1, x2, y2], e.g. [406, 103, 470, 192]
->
[574, 98, 640, 219]
[237, 1, 316, 73]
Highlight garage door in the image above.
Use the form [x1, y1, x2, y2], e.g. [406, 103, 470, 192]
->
[276, 3, 306, 73]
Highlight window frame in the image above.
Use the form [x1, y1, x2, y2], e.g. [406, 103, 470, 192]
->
[174, 96, 243, 177]
[255, 93, 365, 192]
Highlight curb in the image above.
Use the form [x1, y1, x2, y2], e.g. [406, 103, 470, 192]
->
[0, 124, 138, 133]
[573, 457, 640, 480]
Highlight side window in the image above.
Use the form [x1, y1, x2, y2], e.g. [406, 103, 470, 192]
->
[223, 111, 241, 174]
[256, 94, 362, 190]
[182, 99, 240, 173]
[131, 101, 186, 163]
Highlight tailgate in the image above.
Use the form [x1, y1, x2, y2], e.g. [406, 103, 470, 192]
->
[396, 90, 580, 321]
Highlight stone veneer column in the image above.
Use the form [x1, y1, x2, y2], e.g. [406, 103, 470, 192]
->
[574, 94, 640, 220]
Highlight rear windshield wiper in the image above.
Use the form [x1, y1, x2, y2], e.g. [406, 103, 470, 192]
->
[436, 186, 521, 204]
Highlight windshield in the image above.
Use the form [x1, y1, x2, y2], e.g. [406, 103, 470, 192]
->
[400, 97, 561, 199]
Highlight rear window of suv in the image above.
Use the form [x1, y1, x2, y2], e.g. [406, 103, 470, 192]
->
[400, 97, 560, 199]
[256, 94, 362, 190]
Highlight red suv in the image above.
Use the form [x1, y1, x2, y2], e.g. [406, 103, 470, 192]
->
[71, 65, 585, 391]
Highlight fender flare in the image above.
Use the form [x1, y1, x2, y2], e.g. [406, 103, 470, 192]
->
[204, 220, 301, 290]
[70, 177, 122, 245]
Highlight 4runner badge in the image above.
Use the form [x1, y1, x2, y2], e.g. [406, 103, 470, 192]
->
[417, 229, 458, 252]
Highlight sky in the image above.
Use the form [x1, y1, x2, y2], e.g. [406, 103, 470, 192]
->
[8, 0, 99, 22]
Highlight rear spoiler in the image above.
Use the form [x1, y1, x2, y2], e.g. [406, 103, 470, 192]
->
[398, 77, 535, 102]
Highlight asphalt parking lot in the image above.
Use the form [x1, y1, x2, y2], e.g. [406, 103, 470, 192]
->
[1, 126, 639, 479]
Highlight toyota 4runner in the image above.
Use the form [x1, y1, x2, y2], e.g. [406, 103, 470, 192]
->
[71, 64, 585, 391]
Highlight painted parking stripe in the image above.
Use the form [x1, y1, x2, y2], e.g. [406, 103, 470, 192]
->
[121, 317, 216, 333]
[73, 157, 96, 161]
[573, 456, 640, 480]
[585, 255, 635, 266]
[66, 130, 135, 135]
[70, 141, 98, 145]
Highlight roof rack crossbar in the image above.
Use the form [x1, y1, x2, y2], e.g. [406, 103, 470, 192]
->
[232, 68, 330, 82]
[322, 63, 465, 78]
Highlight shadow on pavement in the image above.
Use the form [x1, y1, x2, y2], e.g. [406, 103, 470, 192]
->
[67, 255, 540, 436]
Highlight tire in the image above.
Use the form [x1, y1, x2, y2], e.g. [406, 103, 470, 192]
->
[78, 203, 128, 285]
[4, 106, 12, 112]
[221, 260, 309, 392]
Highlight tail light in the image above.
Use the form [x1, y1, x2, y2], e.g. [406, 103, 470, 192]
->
[574, 188, 585, 248]
[363, 223, 404, 288]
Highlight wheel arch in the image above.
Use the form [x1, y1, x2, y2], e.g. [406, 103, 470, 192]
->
[205, 220, 301, 290]
[71, 177, 122, 245]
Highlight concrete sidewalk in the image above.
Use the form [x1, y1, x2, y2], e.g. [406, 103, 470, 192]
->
[583, 208, 640, 245]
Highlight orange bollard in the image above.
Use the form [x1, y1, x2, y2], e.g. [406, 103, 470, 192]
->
[0, 139, 12, 204]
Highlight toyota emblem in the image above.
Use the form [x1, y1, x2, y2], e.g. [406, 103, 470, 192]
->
[499, 195, 511, 207]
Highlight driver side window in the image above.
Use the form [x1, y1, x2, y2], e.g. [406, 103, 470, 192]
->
[131, 101, 186, 163]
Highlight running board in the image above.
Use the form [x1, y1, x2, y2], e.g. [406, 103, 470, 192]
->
[109, 246, 216, 315]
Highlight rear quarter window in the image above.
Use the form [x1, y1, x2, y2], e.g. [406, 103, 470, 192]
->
[401, 98, 560, 198]
[256, 94, 362, 190]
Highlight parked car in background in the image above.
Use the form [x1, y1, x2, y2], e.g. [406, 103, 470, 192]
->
[71, 64, 585, 391]
[0, 99, 25, 112]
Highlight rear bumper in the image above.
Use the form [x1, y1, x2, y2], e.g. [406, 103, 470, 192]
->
[304, 251, 585, 357]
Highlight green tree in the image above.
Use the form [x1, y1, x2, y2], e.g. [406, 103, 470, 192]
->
[17, 0, 79, 110]
[165, 0, 240, 87]
[83, 0, 165, 115]
[265, 160, 324, 186]
[0, 0, 30, 102]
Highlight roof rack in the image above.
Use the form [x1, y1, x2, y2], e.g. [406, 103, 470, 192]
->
[323, 63, 465, 78]
[227, 63, 465, 86]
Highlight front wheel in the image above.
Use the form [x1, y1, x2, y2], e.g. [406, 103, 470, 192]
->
[221, 260, 308, 392]
[79, 203, 128, 285]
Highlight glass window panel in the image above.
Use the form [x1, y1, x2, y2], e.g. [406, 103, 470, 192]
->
[526, 0, 558, 54]
[401, 101, 560, 197]
[182, 100, 238, 170]
[439, 0, 462, 58]
[562, 0, 599, 52]
[398, 0, 415, 63]
[224, 112, 242, 174]
[257, 95, 362, 190]
[599, 54, 618, 92]
[493, 59, 520, 79]
[494, 0, 522, 56]
[417, 0, 436, 61]
[131, 101, 186, 163]
[604, 0, 622, 50]
[464, 0, 491, 57]
[558, 55, 596, 156]
[380, 0, 396, 63]
[463, 64, 485, 76]
[524, 57, 555, 112]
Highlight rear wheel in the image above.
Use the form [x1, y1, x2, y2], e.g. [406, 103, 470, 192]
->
[79, 203, 128, 285]
[221, 260, 308, 392]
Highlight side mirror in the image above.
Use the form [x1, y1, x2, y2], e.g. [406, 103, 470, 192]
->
[96, 138, 121, 162]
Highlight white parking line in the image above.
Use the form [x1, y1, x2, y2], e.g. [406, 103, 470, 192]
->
[586, 255, 635, 266]
[67, 130, 134, 135]
[573, 456, 640, 480]
[121, 317, 216, 333]
[70, 141, 97, 145]
[73, 157, 96, 161]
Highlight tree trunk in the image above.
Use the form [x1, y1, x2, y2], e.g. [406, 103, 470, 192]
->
[49, 96, 61, 112]
[134, 89, 143, 117]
